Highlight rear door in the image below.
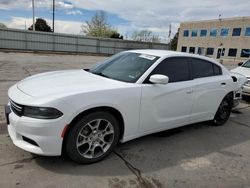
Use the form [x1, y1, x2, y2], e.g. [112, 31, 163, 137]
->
[188, 57, 230, 123]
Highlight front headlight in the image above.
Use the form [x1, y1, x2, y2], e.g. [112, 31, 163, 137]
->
[23, 106, 63, 119]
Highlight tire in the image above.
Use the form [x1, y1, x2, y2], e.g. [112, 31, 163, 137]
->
[212, 97, 232, 126]
[65, 111, 120, 164]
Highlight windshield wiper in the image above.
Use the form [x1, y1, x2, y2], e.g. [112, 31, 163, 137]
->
[92, 72, 111, 79]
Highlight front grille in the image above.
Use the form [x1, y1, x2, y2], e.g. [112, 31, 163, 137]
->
[10, 100, 23, 116]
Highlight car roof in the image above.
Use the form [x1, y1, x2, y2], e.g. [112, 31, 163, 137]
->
[127, 49, 218, 63]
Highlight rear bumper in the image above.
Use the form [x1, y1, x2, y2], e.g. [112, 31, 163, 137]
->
[233, 90, 242, 107]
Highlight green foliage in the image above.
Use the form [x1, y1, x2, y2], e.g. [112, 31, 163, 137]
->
[131, 30, 160, 43]
[82, 11, 123, 39]
[28, 18, 52, 32]
[0, 23, 7, 28]
[110, 31, 123, 39]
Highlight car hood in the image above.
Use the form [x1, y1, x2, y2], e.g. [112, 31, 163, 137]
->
[231, 67, 250, 78]
[17, 69, 125, 97]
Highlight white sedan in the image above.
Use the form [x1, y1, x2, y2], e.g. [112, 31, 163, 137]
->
[231, 59, 250, 96]
[5, 50, 246, 164]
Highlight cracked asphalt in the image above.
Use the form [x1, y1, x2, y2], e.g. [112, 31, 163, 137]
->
[0, 52, 250, 188]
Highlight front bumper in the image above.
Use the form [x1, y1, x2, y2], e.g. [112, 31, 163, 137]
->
[7, 110, 65, 156]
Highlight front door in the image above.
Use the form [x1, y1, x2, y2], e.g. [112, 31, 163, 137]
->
[139, 57, 195, 133]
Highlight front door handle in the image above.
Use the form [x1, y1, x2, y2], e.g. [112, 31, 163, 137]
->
[221, 82, 226, 86]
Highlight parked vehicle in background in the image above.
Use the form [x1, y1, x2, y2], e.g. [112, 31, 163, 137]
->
[5, 50, 246, 164]
[231, 59, 250, 97]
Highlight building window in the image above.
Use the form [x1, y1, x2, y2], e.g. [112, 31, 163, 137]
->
[220, 28, 229, 37]
[206, 48, 214, 55]
[191, 30, 198, 37]
[210, 28, 217, 37]
[200, 29, 207, 37]
[189, 47, 195, 54]
[232, 28, 241, 36]
[183, 30, 189, 37]
[181, 46, 187, 52]
[198, 47, 205, 55]
[245, 27, 250, 36]
[241, 49, 250, 58]
[228, 48, 237, 57]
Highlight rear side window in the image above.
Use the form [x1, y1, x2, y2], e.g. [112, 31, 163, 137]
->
[148, 57, 190, 83]
[190, 58, 222, 78]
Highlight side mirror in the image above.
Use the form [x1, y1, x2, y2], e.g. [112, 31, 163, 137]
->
[238, 62, 243, 66]
[149, 74, 169, 84]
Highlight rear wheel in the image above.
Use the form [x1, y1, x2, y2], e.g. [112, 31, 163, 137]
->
[65, 111, 120, 164]
[212, 97, 232, 126]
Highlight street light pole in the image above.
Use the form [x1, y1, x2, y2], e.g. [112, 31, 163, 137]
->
[52, 0, 55, 32]
[32, 0, 35, 31]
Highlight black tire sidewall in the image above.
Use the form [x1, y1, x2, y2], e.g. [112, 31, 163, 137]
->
[212, 97, 232, 126]
[65, 111, 120, 164]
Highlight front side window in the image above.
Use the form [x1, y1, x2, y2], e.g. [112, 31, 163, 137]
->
[191, 58, 221, 78]
[191, 30, 198, 37]
[228, 48, 237, 57]
[241, 49, 250, 58]
[200, 29, 207, 37]
[232, 28, 241, 36]
[148, 57, 190, 83]
[183, 30, 189, 37]
[210, 28, 217, 37]
[245, 27, 250, 36]
[221, 28, 229, 37]
[90, 52, 159, 83]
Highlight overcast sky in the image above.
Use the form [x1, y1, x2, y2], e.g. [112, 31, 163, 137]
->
[0, 0, 250, 42]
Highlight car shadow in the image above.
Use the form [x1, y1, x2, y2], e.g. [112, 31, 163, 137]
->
[35, 113, 250, 176]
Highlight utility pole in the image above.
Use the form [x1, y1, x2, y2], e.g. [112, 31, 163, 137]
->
[168, 23, 171, 50]
[32, 0, 35, 31]
[52, 0, 55, 32]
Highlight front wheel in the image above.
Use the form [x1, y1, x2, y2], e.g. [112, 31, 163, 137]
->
[212, 97, 232, 126]
[65, 111, 120, 164]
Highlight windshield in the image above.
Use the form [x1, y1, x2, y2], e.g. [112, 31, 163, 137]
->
[242, 59, 250, 68]
[90, 52, 159, 83]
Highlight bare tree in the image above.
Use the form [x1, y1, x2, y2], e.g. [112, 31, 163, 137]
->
[131, 30, 160, 43]
[82, 11, 123, 39]
[0, 23, 7, 29]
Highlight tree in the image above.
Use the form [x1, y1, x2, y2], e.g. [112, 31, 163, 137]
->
[28, 18, 52, 32]
[110, 31, 123, 39]
[82, 11, 123, 39]
[131, 30, 160, 43]
[0, 23, 7, 28]
[170, 29, 179, 50]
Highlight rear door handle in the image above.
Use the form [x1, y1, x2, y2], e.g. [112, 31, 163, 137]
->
[186, 89, 193, 94]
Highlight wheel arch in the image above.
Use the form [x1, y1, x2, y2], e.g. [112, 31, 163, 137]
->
[224, 91, 234, 107]
[62, 106, 125, 154]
